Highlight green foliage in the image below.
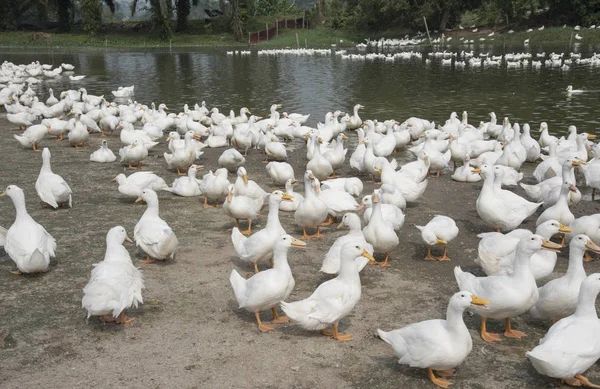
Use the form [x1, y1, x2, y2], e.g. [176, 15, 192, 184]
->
[56, 0, 72, 32]
[251, 0, 297, 16]
[81, 0, 102, 35]
[573, 0, 600, 26]
[231, 0, 244, 40]
[326, 0, 348, 29]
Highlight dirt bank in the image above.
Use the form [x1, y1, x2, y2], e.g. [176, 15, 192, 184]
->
[1, 114, 600, 389]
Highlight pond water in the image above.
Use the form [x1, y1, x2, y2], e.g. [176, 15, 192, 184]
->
[2, 44, 600, 135]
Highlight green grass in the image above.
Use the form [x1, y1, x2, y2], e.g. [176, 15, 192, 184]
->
[256, 28, 363, 48]
[444, 26, 600, 46]
[2, 24, 599, 49]
[0, 31, 243, 48]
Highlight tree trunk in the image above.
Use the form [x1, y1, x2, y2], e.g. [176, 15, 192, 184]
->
[439, 8, 450, 31]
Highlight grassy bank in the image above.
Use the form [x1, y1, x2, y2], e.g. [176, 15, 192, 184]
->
[444, 26, 600, 46]
[1, 25, 599, 50]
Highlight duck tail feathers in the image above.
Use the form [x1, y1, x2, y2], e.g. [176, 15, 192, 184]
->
[229, 269, 247, 308]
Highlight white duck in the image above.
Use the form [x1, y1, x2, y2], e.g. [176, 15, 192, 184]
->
[451, 154, 481, 182]
[377, 292, 490, 389]
[362, 189, 400, 267]
[476, 220, 571, 280]
[112, 172, 169, 199]
[317, 181, 360, 224]
[530, 235, 600, 322]
[350, 128, 367, 173]
[90, 140, 117, 163]
[119, 139, 148, 169]
[306, 138, 334, 181]
[134, 189, 179, 264]
[526, 273, 600, 388]
[199, 168, 230, 208]
[379, 183, 406, 210]
[320, 213, 374, 274]
[279, 179, 303, 212]
[82, 226, 144, 324]
[224, 184, 263, 235]
[233, 167, 268, 208]
[474, 164, 540, 231]
[533, 141, 561, 182]
[360, 194, 405, 231]
[536, 182, 576, 227]
[539, 122, 558, 148]
[281, 243, 374, 341]
[164, 131, 200, 175]
[322, 133, 348, 176]
[266, 161, 294, 185]
[321, 177, 364, 197]
[14, 123, 49, 151]
[35, 148, 72, 209]
[231, 190, 291, 273]
[229, 234, 304, 332]
[346, 104, 364, 130]
[2, 185, 56, 274]
[165, 165, 202, 197]
[416, 215, 459, 261]
[521, 123, 541, 162]
[294, 170, 329, 239]
[455, 235, 562, 342]
[218, 148, 246, 172]
[377, 158, 428, 202]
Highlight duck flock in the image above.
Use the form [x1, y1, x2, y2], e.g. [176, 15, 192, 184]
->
[225, 47, 600, 71]
[3, 58, 600, 388]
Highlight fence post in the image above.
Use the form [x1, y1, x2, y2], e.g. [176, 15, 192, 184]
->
[296, 32, 299, 49]
[248, 32, 251, 46]
[276, 19, 278, 36]
[266, 23, 269, 40]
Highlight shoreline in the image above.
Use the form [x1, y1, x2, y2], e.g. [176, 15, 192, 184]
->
[2, 27, 600, 50]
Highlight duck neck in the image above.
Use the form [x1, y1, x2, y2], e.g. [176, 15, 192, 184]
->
[481, 173, 495, 193]
[143, 200, 159, 218]
[266, 200, 283, 230]
[445, 305, 467, 332]
[566, 244, 587, 279]
[41, 156, 52, 173]
[338, 256, 360, 282]
[512, 248, 535, 279]
[272, 246, 292, 272]
[12, 195, 29, 219]
[575, 285, 600, 318]
[557, 185, 570, 206]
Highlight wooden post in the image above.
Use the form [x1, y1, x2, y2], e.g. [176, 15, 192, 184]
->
[248, 32, 251, 46]
[266, 23, 269, 40]
[570, 32, 574, 47]
[423, 16, 432, 46]
[305, 38, 307, 48]
[296, 32, 300, 49]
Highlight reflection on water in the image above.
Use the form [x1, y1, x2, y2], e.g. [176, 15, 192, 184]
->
[2, 46, 600, 136]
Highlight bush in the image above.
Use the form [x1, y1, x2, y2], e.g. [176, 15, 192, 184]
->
[82, 0, 103, 35]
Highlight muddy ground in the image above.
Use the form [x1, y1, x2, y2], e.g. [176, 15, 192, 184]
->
[1, 113, 600, 389]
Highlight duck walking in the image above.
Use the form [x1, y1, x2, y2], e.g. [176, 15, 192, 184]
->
[378, 292, 489, 389]
[230, 235, 305, 332]
[134, 189, 179, 264]
[2, 185, 56, 274]
[35, 148, 73, 209]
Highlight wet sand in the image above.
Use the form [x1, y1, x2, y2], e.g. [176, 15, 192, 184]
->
[1, 114, 600, 389]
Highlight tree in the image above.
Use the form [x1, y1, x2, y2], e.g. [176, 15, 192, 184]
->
[231, 0, 244, 40]
[131, 0, 173, 39]
[176, 0, 199, 32]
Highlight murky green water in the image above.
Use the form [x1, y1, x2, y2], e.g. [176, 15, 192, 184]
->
[2, 45, 600, 134]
